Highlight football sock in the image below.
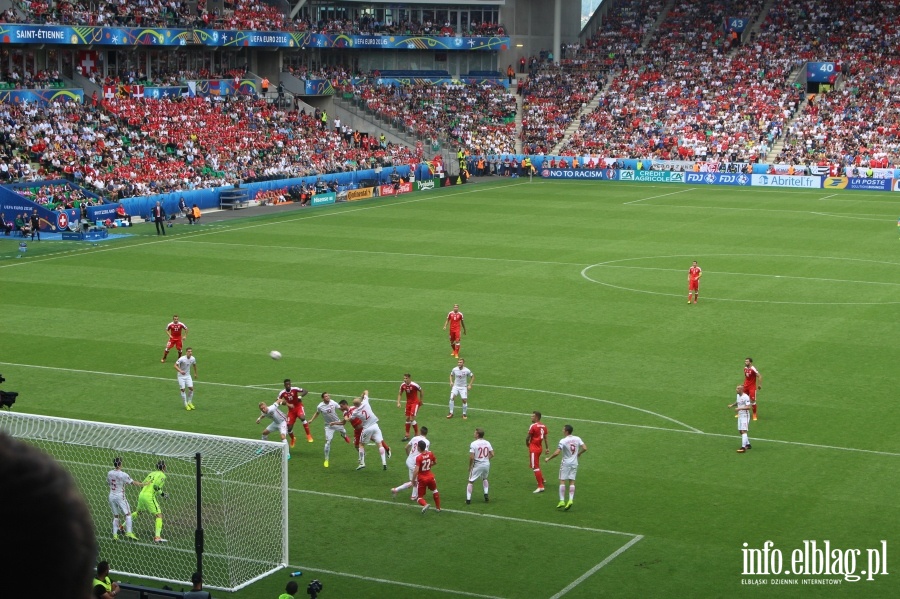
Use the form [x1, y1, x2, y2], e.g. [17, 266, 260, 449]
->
[466, 483, 473, 501]
[113, 517, 120, 536]
[180, 391, 187, 404]
[742, 433, 749, 447]
[125, 515, 133, 533]
[559, 484, 566, 501]
[289, 432, 296, 444]
[569, 485, 576, 502]
[324, 440, 331, 459]
[412, 422, 419, 435]
[448, 399, 455, 414]
[379, 446, 386, 465]
[751, 403, 758, 417]
[342, 433, 351, 443]
[358, 448, 365, 465]
[483, 480, 489, 495]
[405, 423, 411, 435]
[418, 498, 427, 507]
[433, 491, 441, 510]
[187, 390, 193, 403]
[381, 441, 390, 452]
[462, 402, 468, 416]
[396, 481, 412, 492]
[303, 422, 312, 437]
[534, 469, 545, 487]
[155, 517, 163, 538]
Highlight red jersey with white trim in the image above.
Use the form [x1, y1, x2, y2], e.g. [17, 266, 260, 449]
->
[415, 450, 437, 479]
[744, 366, 760, 389]
[344, 406, 363, 430]
[527, 423, 548, 452]
[447, 311, 464, 332]
[166, 321, 187, 339]
[688, 266, 702, 282]
[399, 381, 422, 404]
[278, 387, 306, 409]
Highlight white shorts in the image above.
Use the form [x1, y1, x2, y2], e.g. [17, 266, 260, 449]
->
[450, 386, 468, 400]
[324, 424, 347, 442]
[177, 374, 193, 389]
[109, 495, 131, 516]
[266, 421, 288, 436]
[361, 424, 384, 445]
[559, 463, 578, 481]
[469, 461, 490, 482]
[738, 414, 750, 431]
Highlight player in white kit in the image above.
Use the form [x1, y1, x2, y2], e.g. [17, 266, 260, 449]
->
[256, 402, 291, 460]
[353, 390, 391, 470]
[391, 426, 430, 500]
[107, 456, 146, 540]
[466, 428, 494, 504]
[545, 424, 587, 510]
[448, 358, 474, 419]
[307, 392, 351, 468]
[729, 384, 752, 453]
[174, 347, 198, 410]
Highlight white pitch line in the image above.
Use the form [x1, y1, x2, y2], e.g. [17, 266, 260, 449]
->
[810, 212, 892, 222]
[3, 364, 898, 457]
[818, 194, 837, 201]
[591, 263, 900, 288]
[549, 535, 645, 599]
[622, 187, 697, 205]
[0, 181, 530, 270]
[294, 488, 639, 537]
[287, 564, 508, 599]
[172, 239, 586, 267]
[629, 202, 895, 220]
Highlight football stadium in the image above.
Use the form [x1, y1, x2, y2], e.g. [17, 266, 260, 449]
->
[1, 0, 898, 598]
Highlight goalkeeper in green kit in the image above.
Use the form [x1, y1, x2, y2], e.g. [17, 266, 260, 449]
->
[133, 460, 169, 543]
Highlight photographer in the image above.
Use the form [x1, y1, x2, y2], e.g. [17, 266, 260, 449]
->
[278, 580, 298, 599]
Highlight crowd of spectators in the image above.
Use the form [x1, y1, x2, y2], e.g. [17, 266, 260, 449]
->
[12, 182, 94, 209]
[4, 0, 506, 36]
[343, 81, 517, 155]
[0, 92, 421, 200]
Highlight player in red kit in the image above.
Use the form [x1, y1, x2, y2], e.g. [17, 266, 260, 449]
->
[161, 315, 188, 363]
[443, 304, 467, 358]
[687, 261, 702, 304]
[339, 399, 365, 468]
[412, 441, 441, 513]
[397, 373, 423, 441]
[275, 379, 313, 447]
[526, 411, 550, 493]
[743, 358, 761, 420]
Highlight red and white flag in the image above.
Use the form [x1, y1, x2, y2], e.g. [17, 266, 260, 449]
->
[79, 51, 99, 74]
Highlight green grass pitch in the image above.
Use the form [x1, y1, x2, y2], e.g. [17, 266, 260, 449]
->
[1, 179, 898, 598]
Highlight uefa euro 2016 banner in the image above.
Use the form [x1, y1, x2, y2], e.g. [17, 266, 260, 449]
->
[0, 87, 84, 105]
[0, 24, 508, 50]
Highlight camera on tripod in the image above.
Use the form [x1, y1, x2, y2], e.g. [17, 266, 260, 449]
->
[307, 579, 323, 598]
[0, 374, 18, 410]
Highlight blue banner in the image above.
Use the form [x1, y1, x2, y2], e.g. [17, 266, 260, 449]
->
[540, 168, 613, 180]
[684, 172, 751, 186]
[0, 24, 508, 50]
[839, 178, 893, 192]
[304, 79, 335, 96]
[807, 62, 837, 83]
[724, 18, 748, 33]
[376, 76, 507, 89]
[0, 88, 83, 105]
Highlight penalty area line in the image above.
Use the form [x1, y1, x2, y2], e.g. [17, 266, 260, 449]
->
[549, 535, 644, 599]
[288, 564, 508, 599]
[623, 188, 697, 205]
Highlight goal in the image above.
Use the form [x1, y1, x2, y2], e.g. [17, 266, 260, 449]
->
[0, 411, 288, 592]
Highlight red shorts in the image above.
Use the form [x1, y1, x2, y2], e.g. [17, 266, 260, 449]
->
[745, 386, 757, 401]
[529, 450, 543, 470]
[165, 338, 183, 351]
[688, 280, 699, 291]
[449, 329, 461, 343]
[416, 476, 437, 496]
[405, 401, 421, 419]
[286, 405, 306, 426]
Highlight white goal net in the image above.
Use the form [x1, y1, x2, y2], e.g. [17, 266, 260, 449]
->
[0, 412, 288, 591]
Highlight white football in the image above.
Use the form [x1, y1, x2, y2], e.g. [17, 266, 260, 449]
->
[269, 351, 282, 360]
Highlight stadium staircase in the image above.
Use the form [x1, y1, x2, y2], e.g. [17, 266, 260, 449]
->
[514, 76, 524, 154]
[331, 95, 420, 152]
[549, 0, 676, 155]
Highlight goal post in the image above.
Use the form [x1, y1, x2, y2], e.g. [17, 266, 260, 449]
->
[0, 411, 289, 592]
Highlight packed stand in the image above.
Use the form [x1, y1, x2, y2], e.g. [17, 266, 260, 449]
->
[8, 0, 196, 27]
[561, 0, 806, 164]
[12, 182, 94, 209]
[344, 81, 518, 155]
[762, 0, 900, 167]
